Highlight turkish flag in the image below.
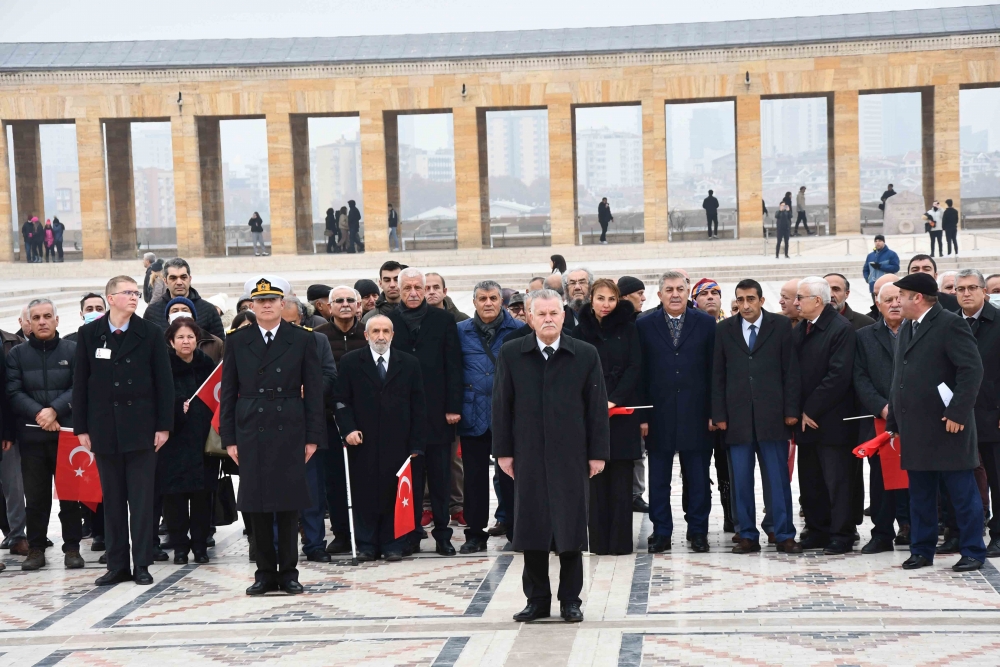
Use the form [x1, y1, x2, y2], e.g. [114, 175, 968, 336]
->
[195, 362, 223, 413]
[787, 441, 796, 481]
[394, 458, 416, 539]
[54, 430, 102, 512]
[211, 405, 221, 434]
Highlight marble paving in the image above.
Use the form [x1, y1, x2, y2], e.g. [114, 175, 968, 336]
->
[2, 463, 1000, 666]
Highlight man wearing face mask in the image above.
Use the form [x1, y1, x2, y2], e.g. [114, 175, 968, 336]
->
[66, 293, 107, 343]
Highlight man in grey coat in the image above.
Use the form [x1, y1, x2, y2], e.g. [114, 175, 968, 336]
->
[887, 272, 985, 572]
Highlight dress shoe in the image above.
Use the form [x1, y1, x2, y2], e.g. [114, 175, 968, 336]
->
[767, 532, 776, 544]
[174, 552, 188, 565]
[902, 554, 933, 570]
[648, 534, 671, 553]
[732, 538, 760, 554]
[306, 550, 332, 562]
[861, 538, 894, 554]
[953, 556, 984, 572]
[731, 533, 740, 543]
[823, 540, 851, 555]
[0, 534, 12, 549]
[133, 567, 153, 585]
[383, 551, 403, 562]
[798, 533, 830, 550]
[460, 538, 488, 554]
[246, 580, 279, 596]
[281, 580, 305, 595]
[153, 547, 169, 562]
[487, 522, 507, 537]
[560, 601, 584, 622]
[894, 524, 911, 546]
[99, 553, 107, 564]
[326, 535, 352, 554]
[64, 551, 85, 569]
[936, 537, 960, 554]
[632, 497, 650, 513]
[356, 551, 377, 562]
[91, 538, 106, 552]
[95, 568, 133, 586]
[987, 537, 1000, 558]
[435, 539, 456, 556]
[775, 539, 803, 553]
[513, 601, 550, 622]
[206, 537, 215, 547]
[193, 551, 210, 564]
[9, 538, 29, 556]
[21, 548, 46, 570]
[690, 534, 710, 553]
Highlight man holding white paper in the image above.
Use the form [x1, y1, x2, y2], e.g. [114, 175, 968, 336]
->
[886, 272, 986, 572]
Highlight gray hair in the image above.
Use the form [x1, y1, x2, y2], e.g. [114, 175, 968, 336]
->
[562, 267, 594, 294]
[398, 267, 425, 285]
[162, 257, 191, 278]
[27, 298, 57, 317]
[800, 276, 832, 305]
[473, 279, 502, 299]
[364, 314, 394, 332]
[956, 268, 985, 288]
[530, 289, 563, 314]
[329, 285, 360, 302]
[143, 252, 156, 263]
[878, 282, 900, 302]
[938, 270, 959, 288]
[658, 270, 687, 290]
[284, 295, 307, 320]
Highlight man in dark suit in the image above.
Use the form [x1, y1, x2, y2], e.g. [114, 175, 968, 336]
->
[336, 315, 426, 560]
[888, 272, 986, 572]
[712, 279, 801, 554]
[220, 277, 325, 595]
[854, 282, 911, 553]
[388, 268, 462, 557]
[637, 271, 716, 554]
[72, 276, 174, 586]
[793, 276, 858, 554]
[955, 269, 1000, 557]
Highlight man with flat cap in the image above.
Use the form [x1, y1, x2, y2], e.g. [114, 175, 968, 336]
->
[220, 276, 325, 594]
[306, 284, 334, 327]
[887, 272, 986, 572]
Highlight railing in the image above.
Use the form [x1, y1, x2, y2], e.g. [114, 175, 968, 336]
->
[489, 215, 551, 248]
[577, 212, 645, 244]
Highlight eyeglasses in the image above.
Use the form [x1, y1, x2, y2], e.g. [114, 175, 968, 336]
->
[955, 285, 982, 295]
[508, 305, 524, 312]
[332, 298, 357, 304]
[111, 290, 141, 299]
[794, 294, 819, 301]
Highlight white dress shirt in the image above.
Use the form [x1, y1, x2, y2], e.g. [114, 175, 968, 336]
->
[537, 336, 561, 359]
[258, 321, 280, 342]
[370, 346, 391, 368]
[742, 313, 762, 348]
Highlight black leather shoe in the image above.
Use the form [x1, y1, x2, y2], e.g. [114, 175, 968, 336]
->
[986, 537, 1000, 558]
[690, 534, 709, 553]
[513, 601, 550, 622]
[356, 551, 377, 562]
[173, 552, 188, 565]
[902, 554, 933, 570]
[99, 553, 107, 565]
[306, 550, 331, 562]
[648, 534, 671, 553]
[460, 538, 488, 554]
[632, 497, 650, 513]
[246, 580, 279, 596]
[133, 567, 153, 585]
[435, 539, 456, 556]
[325, 535, 352, 554]
[894, 524, 911, 545]
[153, 547, 169, 562]
[383, 551, 403, 562]
[798, 533, 830, 550]
[953, 556, 984, 572]
[281, 580, 305, 594]
[95, 568, 133, 586]
[193, 552, 210, 564]
[861, 538, 894, 554]
[560, 601, 584, 622]
[936, 536, 960, 554]
[823, 540, 851, 555]
[91, 538, 106, 552]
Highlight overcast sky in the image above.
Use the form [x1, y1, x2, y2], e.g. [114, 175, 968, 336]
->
[0, 0, 995, 41]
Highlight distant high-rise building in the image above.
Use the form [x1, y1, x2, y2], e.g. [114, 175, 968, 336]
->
[314, 137, 362, 209]
[131, 124, 174, 170]
[689, 107, 728, 160]
[881, 93, 921, 157]
[486, 111, 549, 184]
[859, 96, 883, 158]
[576, 129, 642, 190]
[134, 168, 176, 228]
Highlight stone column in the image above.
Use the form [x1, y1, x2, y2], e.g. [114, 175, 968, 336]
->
[359, 106, 389, 253]
[734, 95, 763, 239]
[290, 115, 314, 254]
[265, 113, 297, 255]
[828, 90, 861, 235]
[0, 124, 14, 262]
[547, 98, 577, 246]
[922, 84, 961, 212]
[11, 122, 45, 231]
[453, 105, 485, 249]
[75, 117, 111, 260]
[196, 117, 225, 257]
[476, 108, 491, 246]
[642, 97, 668, 242]
[171, 113, 205, 257]
[383, 113, 401, 224]
[104, 120, 138, 258]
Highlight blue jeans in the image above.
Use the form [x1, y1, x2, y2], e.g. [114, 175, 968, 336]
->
[388, 227, 400, 250]
[908, 469, 986, 562]
[300, 453, 326, 555]
[730, 440, 795, 542]
[648, 448, 711, 537]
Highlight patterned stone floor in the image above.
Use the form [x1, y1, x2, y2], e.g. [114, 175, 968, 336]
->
[3, 462, 1000, 666]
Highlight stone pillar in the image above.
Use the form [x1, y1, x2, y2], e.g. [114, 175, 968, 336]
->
[11, 123, 45, 233]
[453, 105, 485, 249]
[0, 123, 14, 262]
[290, 115, 314, 254]
[734, 95, 763, 239]
[104, 120, 138, 258]
[642, 98, 668, 242]
[265, 113, 297, 255]
[922, 84, 961, 212]
[547, 98, 577, 246]
[171, 113, 205, 257]
[828, 90, 861, 235]
[196, 117, 225, 257]
[359, 106, 389, 253]
[75, 117, 111, 260]
[476, 108, 491, 246]
[383, 113, 401, 223]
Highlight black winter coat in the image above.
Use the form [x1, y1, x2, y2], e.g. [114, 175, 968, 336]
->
[72, 315, 174, 454]
[348, 205, 361, 231]
[853, 318, 899, 443]
[942, 207, 959, 233]
[248, 215, 264, 233]
[388, 303, 462, 446]
[573, 301, 642, 460]
[316, 319, 367, 364]
[6, 334, 76, 447]
[969, 302, 1000, 443]
[158, 349, 219, 495]
[143, 286, 226, 339]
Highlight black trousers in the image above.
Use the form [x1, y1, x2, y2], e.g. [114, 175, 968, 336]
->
[325, 233, 337, 253]
[462, 431, 493, 540]
[247, 511, 299, 584]
[794, 211, 810, 234]
[869, 453, 910, 540]
[348, 227, 363, 253]
[706, 211, 718, 237]
[96, 449, 156, 570]
[946, 229, 958, 255]
[929, 230, 943, 256]
[325, 438, 350, 537]
[588, 460, 634, 555]
[55, 240, 63, 260]
[162, 491, 212, 554]
[851, 456, 865, 525]
[775, 231, 789, 258]
[798, 444, 854, 543]
[21, 441, 83, 552]
[497, 464, 515, 541]
[84, 503, 105, 539]
[412, 443, 453, 543]
[523, 550, 583, 605]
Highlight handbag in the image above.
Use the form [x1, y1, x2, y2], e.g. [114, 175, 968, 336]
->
[214, 474, 238, 526]
[324, 229, 334, 237]
[204, 426, 228, 457]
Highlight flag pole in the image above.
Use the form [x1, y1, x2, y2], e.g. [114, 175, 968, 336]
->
[342, 443, 359, 567]
[24, 424, 74, 432]
[190, 362, 223, 401]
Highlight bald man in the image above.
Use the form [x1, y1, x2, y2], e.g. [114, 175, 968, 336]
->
[778, 279, 801, 326]
[867, 274, 899, 320]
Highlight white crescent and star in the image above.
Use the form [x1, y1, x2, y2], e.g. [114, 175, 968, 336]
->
[212, 383, 221, 403]
[68, 445, 95, 468]
[399, 475, 411, 506]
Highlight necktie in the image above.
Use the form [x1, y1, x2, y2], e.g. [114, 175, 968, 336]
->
[667, 317, 682, 346]
[912, 320, 919, 336]
[967, 316, 977, 333]
[265, 331, 273, 347]
[377, 356, 386, 380]
[543, 346, 555, 360]
[748, 323, 757, 351]
[112, 329, 124, 339]
[805, 321, 814, 335]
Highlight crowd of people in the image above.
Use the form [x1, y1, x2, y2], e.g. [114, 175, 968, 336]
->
[0, 248, 997, 624]
[20, 216, 65, 263]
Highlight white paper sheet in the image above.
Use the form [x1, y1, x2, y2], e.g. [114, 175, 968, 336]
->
[938, 382, 954, 407]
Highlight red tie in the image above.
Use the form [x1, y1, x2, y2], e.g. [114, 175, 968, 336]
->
[806, 322, 814, 335]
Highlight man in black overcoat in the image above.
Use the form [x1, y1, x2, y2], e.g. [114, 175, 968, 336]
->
[793, 276, 858, 555]
[712, 279, 801, 554]
[387, 268, 462, 557]
[887, 272, 986, 572]
[220, 277, 325, 595]
[73, 276, 174, 586]
[335, 315, 426, 560]
[493, 289, 609, 623]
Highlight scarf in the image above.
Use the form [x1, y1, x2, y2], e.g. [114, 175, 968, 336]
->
[474, 312, 503, 347]
[399, 300, 429, 335]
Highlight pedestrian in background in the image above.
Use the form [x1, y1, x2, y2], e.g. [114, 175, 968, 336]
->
[388, 203, 401, 251]
[597, 197, 613, 244]
[794, 186, 813, 236]
[702, 190, 719, 240]
[248, 212, 267, 257]
[943, 199, 959, 256]
[926, 202, 944, 257]
[775, 202, 791, 259]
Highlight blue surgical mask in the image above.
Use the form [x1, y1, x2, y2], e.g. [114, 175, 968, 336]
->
[83, 311, 104, 324]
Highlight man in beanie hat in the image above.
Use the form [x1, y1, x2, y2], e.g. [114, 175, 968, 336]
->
[354, 279, 380, 317]
[617, 277, 646, 320]
[888, 272, 986, 572]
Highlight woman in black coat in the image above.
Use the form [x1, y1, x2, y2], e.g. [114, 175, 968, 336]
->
[159, 318, 220, 564]
[324, 207, 338, 253]
[575, 279, 643, 555]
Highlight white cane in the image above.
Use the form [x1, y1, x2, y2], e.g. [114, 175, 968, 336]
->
[341, 443, 359, 566]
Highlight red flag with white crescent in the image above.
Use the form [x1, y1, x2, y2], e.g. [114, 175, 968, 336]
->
[54, 430, 102, 511]
[394, 458, 416, 538]
[195, 362, 223, 413]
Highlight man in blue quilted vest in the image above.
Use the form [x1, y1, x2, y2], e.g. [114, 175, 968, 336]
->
[457, 280, 524, 554]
